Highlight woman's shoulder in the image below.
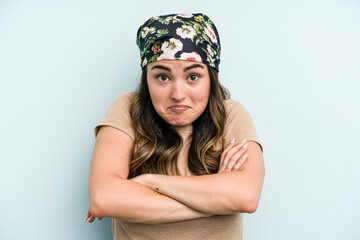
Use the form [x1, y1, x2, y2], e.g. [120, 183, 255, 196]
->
[224, 98, 250, 115]
[112, 91, 136, 105]
[103, 92, 136, 115]
[223, 98, 257, 135]
[94, 92, 136, 139]
[222, 97, 261, 150]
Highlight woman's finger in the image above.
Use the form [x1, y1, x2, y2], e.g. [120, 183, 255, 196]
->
[85, 211, 101, 223]
[220, 139, 245, 169]
[220, 139, 247, 171]
[224, 138, 236, 152]
[225, 147, 248, 171]
[85, 211, 91, 222]
[220, 138, 236, 166]
[232, 153, 248, 171]
[87, 215, 96, 223]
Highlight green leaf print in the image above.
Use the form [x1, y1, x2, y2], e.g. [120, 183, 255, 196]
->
[158, 18, 171, 25]
[156, 29, 169, 38]
[193, 23, 203, 35]
[203, 34, 211, 44]
[149, 54, 159, 62]
[206, 19, 214, 28]
[195, 38, 201, 46]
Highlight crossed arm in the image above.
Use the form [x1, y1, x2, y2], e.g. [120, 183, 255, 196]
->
[86, 126, 264, 224]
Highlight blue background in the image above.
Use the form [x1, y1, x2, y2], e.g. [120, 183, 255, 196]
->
[1, 0, 359, 239]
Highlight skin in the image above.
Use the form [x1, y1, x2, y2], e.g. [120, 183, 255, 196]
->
[146, 60, 211, 127]
[85, 60, 264, 223]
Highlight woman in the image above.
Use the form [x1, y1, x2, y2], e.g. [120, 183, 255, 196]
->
[86, 13, 264, 240]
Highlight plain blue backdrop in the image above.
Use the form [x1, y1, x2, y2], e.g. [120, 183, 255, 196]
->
[1, 0, 359, 239]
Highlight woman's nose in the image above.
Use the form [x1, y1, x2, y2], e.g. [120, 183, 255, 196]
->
[170, 81, 186, 101]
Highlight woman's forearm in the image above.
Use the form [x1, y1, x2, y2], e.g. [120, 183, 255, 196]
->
[132, 142, 265, 215]
[147, 172, 260, 214]
[89, 176, 210, 224]
[132, 173, 251, 215]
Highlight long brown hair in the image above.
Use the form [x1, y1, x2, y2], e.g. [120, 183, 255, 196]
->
[128, 65, 229, 178]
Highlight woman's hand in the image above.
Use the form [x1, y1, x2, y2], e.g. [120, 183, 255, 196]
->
[218, 138, 248, 173]
[130, 174, 153, 189]
[84, 210, 103, 223]
[130, 174, 146, 185]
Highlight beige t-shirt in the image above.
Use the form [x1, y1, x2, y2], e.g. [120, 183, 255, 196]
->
[94, 92, 262, 240]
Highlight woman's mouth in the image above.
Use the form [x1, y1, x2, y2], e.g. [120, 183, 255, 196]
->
[169, 105, 190, 112]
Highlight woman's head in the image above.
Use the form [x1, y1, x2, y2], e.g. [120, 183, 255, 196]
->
[136, 13, 223, 126]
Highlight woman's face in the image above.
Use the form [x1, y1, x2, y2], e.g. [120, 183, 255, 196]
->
[147, 60, 211, 127]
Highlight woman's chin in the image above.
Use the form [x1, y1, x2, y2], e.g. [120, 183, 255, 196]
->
[169, 122, 190, 127]
[162, 115, 191, 127]
[167, 119, 192, 127]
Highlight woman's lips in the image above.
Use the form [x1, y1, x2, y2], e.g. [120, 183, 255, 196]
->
[169, 105, 190, 112]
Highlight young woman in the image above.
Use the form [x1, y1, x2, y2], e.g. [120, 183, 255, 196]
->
[85, 13, 265, 240]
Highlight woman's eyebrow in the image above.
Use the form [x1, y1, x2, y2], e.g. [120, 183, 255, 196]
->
[151, 65, 171, 72]
[184, 64, 204, 71]
[151, 63, 204, 72]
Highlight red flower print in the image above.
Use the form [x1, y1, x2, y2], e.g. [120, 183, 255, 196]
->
[152, 45, 160, 54]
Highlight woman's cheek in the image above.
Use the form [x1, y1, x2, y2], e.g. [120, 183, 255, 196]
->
[149, 86, 168, 113]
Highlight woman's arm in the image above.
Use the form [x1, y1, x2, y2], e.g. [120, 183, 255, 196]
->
[88, 126, 210, 224]
[131, 141, 265, 215]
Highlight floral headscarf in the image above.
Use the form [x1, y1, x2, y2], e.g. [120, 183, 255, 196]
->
[136, 13, 221, 72]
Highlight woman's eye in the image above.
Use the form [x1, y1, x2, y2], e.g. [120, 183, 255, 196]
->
[188, 74, 199, 82]
[157, 75, 169, 82]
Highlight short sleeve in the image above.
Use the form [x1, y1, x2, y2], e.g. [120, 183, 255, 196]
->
[223, 99, 263, 152]
[94, 92, 136, 140]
